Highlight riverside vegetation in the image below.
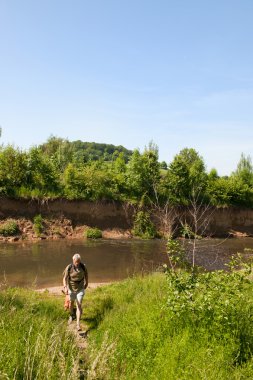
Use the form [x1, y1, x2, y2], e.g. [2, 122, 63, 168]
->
[2, 245, 253, 379]
[0, 136, 253, 208]
[0, 288, 81, 379]
[83, 243, 253, 379]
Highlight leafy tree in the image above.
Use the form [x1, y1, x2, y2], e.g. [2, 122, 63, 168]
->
[206, 176, 253, 207]
[25, 147, 60, 195]
[233, 153, 253, 186]
[126, 146, 160, 203]
[159, 161, 168, 170]
[0, 146, 28, 196]
[164, 148, 207, 205]
[208, 168, 219, 181]
[108, 153, 128, 199]
[132, 211, 157, 239]
[62, 163, 85, 199]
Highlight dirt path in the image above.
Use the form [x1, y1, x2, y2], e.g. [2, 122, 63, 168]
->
[37, 282, 113, 378]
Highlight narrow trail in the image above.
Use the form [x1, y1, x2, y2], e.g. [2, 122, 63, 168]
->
[67, 320, 89, 350]
[37, 283, 112, 379]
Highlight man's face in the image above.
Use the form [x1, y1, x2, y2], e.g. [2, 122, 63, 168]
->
[73, 258, 80, 267]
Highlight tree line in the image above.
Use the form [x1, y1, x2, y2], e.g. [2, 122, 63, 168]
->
[0, 136, 253, 207]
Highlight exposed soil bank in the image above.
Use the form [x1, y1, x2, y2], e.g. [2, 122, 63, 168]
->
[0, 217, 131, 242]
[0, 196, 253, 240]
[0, 197, 133, 228]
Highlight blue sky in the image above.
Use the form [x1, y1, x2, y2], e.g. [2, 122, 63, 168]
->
[1, 0, 253, 175]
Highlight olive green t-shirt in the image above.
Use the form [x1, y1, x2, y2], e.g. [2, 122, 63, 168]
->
[64, 263, 87, 292]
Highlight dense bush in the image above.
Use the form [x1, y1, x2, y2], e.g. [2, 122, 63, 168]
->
[86, 227, 102, 239]
[0, 220, 19, 236]
[33, 214, 44, 236]
[132, 211, 157, 239]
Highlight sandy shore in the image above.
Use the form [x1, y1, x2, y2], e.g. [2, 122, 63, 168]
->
[36, 282, 113, 295]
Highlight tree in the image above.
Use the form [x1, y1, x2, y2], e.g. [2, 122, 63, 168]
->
[206, 176, 253, 207]
[164, 148, 207, 205]
[159, 161, 168, 170]
[126, 146, 160, 203]
[0, 145, 28, 196]
[233, 153, 253, 186]
[26, 147, 60, 195]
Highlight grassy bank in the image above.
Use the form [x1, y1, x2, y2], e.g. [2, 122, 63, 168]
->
[2, 270, 253, 379]
[0, 288, 80, 379]
[84, 272, 253, 380]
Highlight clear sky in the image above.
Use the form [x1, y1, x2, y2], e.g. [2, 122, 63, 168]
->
[1, 0, 253, 175]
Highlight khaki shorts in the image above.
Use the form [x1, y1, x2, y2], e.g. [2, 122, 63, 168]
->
[69, 289, 85, 303]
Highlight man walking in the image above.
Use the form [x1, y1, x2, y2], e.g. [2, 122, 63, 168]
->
[63, 253, 88, 331]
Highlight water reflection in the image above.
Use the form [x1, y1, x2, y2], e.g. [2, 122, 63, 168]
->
[0, 238, 253, 288]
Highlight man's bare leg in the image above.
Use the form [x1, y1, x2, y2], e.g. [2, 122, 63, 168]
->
[68, 300, 75, 324]
[76, 300, 83, 330]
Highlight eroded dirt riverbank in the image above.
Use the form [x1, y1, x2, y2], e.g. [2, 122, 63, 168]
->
[0, 217, 132, 243]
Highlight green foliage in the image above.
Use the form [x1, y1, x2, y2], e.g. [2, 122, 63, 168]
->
[0, 145, 28, 196]
[132, 211, 156, 239]
[206, 176, 253, 207]
[159, 160, 168, 170]
[33, 214, 44, 236]
[85, 271, 253, 379]
[164, 252, 253, 364]
[39, 136, 133, 167]
[233, 153, 253, 186]
[86, 227, 102, 239]
[26, 147, 60, 195]
[126, 146, 160, 202]
[163, 148, 208, 205]
[0, 138, 253, 208]
[0, 288, 80, 379]
[0, 220, 19, 236]
[166, 238, 190, 270]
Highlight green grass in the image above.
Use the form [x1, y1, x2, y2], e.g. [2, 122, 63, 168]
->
[0, 288, 80, 379]
[2, 272, 253, 379]
[84, 273, 253, 380]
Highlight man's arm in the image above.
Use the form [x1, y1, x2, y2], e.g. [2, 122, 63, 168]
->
[63, 267, 69, 291]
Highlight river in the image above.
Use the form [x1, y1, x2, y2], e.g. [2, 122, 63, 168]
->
[0, 238, 253, 288]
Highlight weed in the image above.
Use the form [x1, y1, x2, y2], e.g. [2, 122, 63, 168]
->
[0, 220, 19, 236]
[33, 214, 44, 236]
[86, 227, 102, 239]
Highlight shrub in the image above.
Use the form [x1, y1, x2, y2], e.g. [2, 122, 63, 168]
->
[0, 220, 19, 236]
[132, 210, 156, 239]
[86, 227, 102, 239]
[33, 214, 44, 236]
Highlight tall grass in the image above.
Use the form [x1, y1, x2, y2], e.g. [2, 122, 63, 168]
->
[0, 288, 80, 379]
[84, 273, 253, 380]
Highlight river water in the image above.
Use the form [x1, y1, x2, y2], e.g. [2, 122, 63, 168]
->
[0, 238, 253, 288]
